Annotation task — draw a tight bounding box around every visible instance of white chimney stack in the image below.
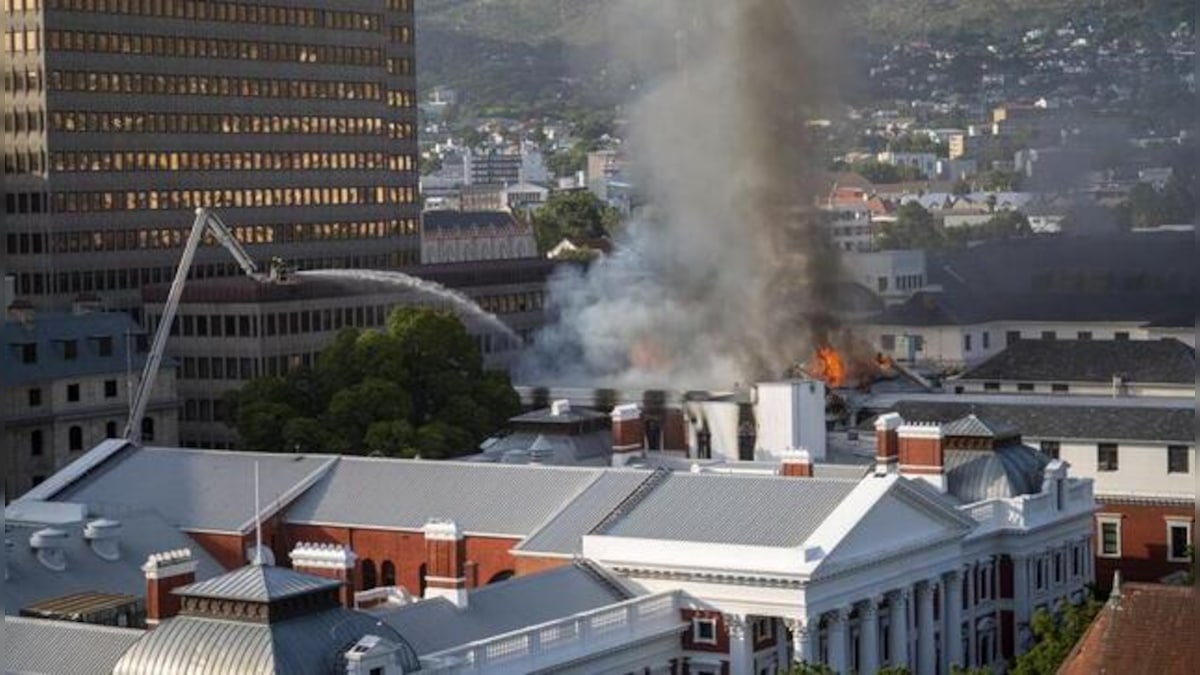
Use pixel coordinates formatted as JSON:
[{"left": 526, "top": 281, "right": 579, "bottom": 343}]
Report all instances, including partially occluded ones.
[{"left": 755, "top": 380, "right": 827, "bottom": 461}]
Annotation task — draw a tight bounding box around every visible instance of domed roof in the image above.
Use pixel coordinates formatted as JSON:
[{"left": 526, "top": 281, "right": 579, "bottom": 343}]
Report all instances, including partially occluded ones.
[{"left": 941, "top": 414, "right": 1050, "bottom": 503}]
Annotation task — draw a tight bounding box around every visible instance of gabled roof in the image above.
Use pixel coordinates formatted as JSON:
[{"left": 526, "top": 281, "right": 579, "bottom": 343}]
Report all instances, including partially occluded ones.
[
  {"left": 53, "top": 447, "right": 337, "bottom": 534},
  {"left": 6, "top": 616, "right": 144, "bottom": 675},
  {"left": 284, "top": 457, "right": 612, "bottom": 537},
  {"left": 1060, "top": 583, "right": 1198, "bottom": 675},
  {"left": 174, "top": 564, "right": 341, "bottom": 603},
  {"left": 599, "top": 473, "right": 858, "bottom": 547},
  {"left": 961, "top": 338, "right": 1195, "bottom": 384},
  {"left": 516, "top": 471, "right": 654, "bottom": 556},
  {"left": 375, "top": 561, "right": 636, "bottom": 656},
  {"left": 886, "top": 400, "right": 1193, "bottom": 444}
]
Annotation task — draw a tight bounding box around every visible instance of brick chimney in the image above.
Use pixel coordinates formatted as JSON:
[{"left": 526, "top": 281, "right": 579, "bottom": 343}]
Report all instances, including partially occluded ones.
[
  {"left": 611, "top": 403, "right": 644, "bottom": 466},
  {"left": 289, "top": 542, "right": 357, "bottom": 608},
  {"left": 897, "top": 422, "right": 946, "bottom": 491},
  {"left": 779, "top": 448, "right": 814, "bottom": 477},
  {"left": 141, "top": 548, "right": 196, "bottom": 627},
  {"left": 874, "top": 412, "right": 903, "bottom": 474},
  {"left": 423, "top": 519, "right": 467, "bottom": 608}
]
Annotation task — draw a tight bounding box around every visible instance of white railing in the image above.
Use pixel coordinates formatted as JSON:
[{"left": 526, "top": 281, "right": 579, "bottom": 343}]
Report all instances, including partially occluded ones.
[
  {"left": 421, "top": 591, "right": 685, "bottom": 674},
  {"left": 354, "top": 586, "right": 414, "bottom": 609},
  {"left": 964, "top": 479, "right": 1094, "bottom": 536}
]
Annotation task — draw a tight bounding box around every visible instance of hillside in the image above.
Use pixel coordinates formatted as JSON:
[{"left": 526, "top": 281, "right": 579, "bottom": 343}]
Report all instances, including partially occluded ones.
[{"left": 415, "top": 0, "right": 1194, "bottom": 115}]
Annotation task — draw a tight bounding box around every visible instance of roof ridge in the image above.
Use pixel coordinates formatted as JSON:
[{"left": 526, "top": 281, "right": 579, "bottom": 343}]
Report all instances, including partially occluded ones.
[
  {"left": 588, "top": 467, "right": 671, "bottom": 536},
  {"left": 571, "top": 558, "right": 634, "bottom": 601}
]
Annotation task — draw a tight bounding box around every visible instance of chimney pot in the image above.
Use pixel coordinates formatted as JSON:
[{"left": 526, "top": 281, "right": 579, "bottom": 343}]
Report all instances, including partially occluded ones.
[
  {"left": 423, "top": 519, "right": 468, "bottom": 608},
  {"left": 290, "top": 542, "right": 357, "bottom": 608},
  {"left": 874, "top": 412, "right": 903, "bottom": 472},
  {"left": 611, "top": 403, "right": 645, "bottom": 465},
  {"left": 897, "top": 422, "right": 946, "bottom": 490},
  {"left": 779, "top": 448, "right": 814, "bottom": 478},
  {"left": 142, "top": 548, "right": 196, "bottom": 627}
]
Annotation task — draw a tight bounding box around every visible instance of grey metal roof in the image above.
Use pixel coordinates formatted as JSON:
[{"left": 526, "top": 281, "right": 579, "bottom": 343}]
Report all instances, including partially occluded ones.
[
  {"left": 423, "top": 210, "right": 520, "bottom": 232},
  {"left": 479, "top": 430, "right": 614, "bottom": 466},
  {"left": 516, "top": 471, "right": 653, "bottom": 555},
  {"left": 602, "top": 473, "right": 858, "bottom": 547},
  {"left": 4, "top": 510, "right": 224, "bottom": 617},
  {"left": 942, "top": 414, "right": 1018, "bottom": 439},
  {"left": 55, "top": 447, "right": 337, "bottom": 533},
  {"left": 111, "top": 606, "right": 420, "bottom": 675},
  {"left": 374, "top": 561, "right": 635, "bottom": 656},
  {"left": 961, "top": 338, "right": 1195, "bottom": 384},
  {"left": 868, "top": 291, "right": 1195, "bottom": 327},
  {"left": 6, "top": 616, "right": 144, "bottom": 675},
  {"left": 174, "top": 564, "right": 341, "bottom": 603},
  {"left": 888, "top": 400, "right": 1194, "bottom": 444},
  {"left": 285, "top": 458, "right": 607, "bottom": 536},
  {"left": 1, "top": 312, "right": 151, "bottom": 387},
  {"left": 943, "top": 445, "right": 1051, "bottom": 503}
]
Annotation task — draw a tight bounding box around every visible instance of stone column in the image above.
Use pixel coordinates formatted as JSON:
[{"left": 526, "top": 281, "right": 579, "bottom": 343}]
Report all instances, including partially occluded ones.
[
  {"left": 888, "top": 589, "right": 910, "bottom": 670},
  {"left": 965, "top": 564, "right": 978, "bottom": 667},
  {"left": 944, "top": 570, "right": 964, "bottom": 671},
  {"left": 827, "top": 608, "right": 850, "bottom": 675},
  {"left": 726, "top": 614, "right": 752, "bottom": 675},
  {"left": 859, "top": 597, "right": 881, "bottom": 675},
  {"left": 1083, "top": 537, "right": 1094, "bottom": 587},
  {"left": 774, "top": 618, "right": 789, "bottom": 671},
  {"left": 1012, "top": 553, "right": 1030, "bottom": 650},
  {"left": 917, "top": 580, "right": 937, "bottom": 675},
  {"left": 787, "top": 617, "right": 816, "bottom": 665}
]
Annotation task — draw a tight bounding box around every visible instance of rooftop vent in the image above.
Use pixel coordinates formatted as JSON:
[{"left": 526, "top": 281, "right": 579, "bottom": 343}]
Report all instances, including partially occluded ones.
[
  {"left": 84, "top": 518, "right": 122, "bottom": 561},
  {"left": 29, "top": 527, "right": 69, "bottom": 572},
  {"left": 550, "top": 399, "right": 571, "bottom": 416}
]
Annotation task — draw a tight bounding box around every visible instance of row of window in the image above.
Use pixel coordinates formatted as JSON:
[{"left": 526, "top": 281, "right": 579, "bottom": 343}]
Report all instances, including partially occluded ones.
[
  {"left": 1028, "top": 544, "right": 1088, "bottom": 593},
  {"left": 4, "top": 151, "right": 47, "bottom": 177},
  {"left": 51, "top": 151, "right": 409, "bottom": 174},
  {"left": 27, "top": 418, "right": 155, "bottom": 458},
  {"left": 4, "top": 68, "right": 43, "bottom": 95},
  {"left": 1098, "top": 516, "right": 1191, "bottom": 562},
  {"left": 10, "top": 251, "right": 422, "bottom": 295},
  {"left": 880, "top": 329, "right": 1135, "bottom": 353},
  {"left": 4, "top": 29, "right": 39, "bottom": 54},
  {"left": 48, "top": 70, "right": 392, "bottom": 102},
  {"left": 45, "top": 0, "right": 391, "bottom": 32},
  {"left": 12, "top": 335, "right": 117, "bottom": 366},
  {"left": 474, "top": 292, "right": 546, "bottom": 316},
  {"left": 49, "top": 111, "right": 402, "bottom": 138},
  {"left": 51, "top": 185, "right": 417, "bottom": 213},
  {"left": 1091, "top": 442, "right": 1191, "bottom": 474},
  {"left": 48, "top": 31, "right": 385, "bottom": 67},
  {"left": 5, "top": 0, "right": 42, "bottom": 12},
  {"left": 8, "top": 219, "right": 418, "bottom": 256}
]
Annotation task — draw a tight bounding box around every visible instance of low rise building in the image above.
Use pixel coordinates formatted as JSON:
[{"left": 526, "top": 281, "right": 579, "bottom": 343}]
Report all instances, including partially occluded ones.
[
  {"left": 420, "top": 211, "right": 537, "bottom": 265},
  {"left": 2, "top": 307, "right": 178, "bottom": 499}
]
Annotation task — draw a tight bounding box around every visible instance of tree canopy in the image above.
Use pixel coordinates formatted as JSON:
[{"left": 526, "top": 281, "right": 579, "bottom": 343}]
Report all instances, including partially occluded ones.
[
  {"left": 531, "top": 189, "right": 622, "bottom": 252},
  {"left": 878, "top": 203, "right": 1033, "bottom": 251},
  {"left": 1118, "top": 177, "right": 1195, "bottom": 229},
  {"left": 224, "top": 307, "right": 520, "bottom": 458},
  {"left": 850, "top": 159, "right": 926, "bottom": 184},
  {"left": 1010, "top": 599, "right": 1101, "bottom": 675}
]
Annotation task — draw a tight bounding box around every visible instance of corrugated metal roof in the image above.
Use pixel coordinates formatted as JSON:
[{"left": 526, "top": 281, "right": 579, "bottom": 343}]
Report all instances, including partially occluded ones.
[
  {"left": 285, "top": 458, "right": 607, "bottom": 536},
  {"left": 22, "top": 591, "right": 139, "bottom": 617},
  {"left": 111, "top": 606, "right": 420, "bottom": 675},
  {"left": 174, "top": 564, "right": 341, "bottom": 603},
  {"left": 943, "top": 445, "right": 1049, "bottom": 503},
  {"left": 6, "top": 616, "right": 144, "bottom": 675},
  {"left": 4, "top": 510, "right": 224, "bottom": 618},
  {"left": 480, "top": 430, "right": 614, "bottom": 466},
  {"left": 55, "top": 447, "right": 337, "bottom": 533},
  {"left": 603, "top": 473, "right": 858, "bottom": 547},
  {"left": 375, "top": 562, "right": 635, "bottom": 656},
  {"left": 516, "top": 472, "right": 652, "bottom": 555}
]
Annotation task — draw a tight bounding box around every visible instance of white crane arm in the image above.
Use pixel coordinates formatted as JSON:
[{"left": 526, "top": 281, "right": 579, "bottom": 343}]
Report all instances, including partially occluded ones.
[{"left": 124, "top": 208, "right": 264, "bottom": 444}]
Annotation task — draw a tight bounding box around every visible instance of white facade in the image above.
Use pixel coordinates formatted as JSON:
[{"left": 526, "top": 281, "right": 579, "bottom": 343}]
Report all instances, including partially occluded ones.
[
  {"left": 876, "top": 152, "right": 940, "bottom": 178},
  {"left": 842, "top": 250, "right": 928, "bottom": 303},
  {"left": 754, "top": 381, "right": 827, "bottom": 460}
]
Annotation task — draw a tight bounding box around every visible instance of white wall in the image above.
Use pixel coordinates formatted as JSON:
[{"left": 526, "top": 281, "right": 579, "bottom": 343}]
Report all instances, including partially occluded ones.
[{"left": 1043, "top": 440, "right": 1195, "bottom": 500}]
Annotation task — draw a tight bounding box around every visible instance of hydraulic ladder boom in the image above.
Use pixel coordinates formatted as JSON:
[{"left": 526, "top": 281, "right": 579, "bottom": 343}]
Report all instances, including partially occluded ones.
[{"left": 124, "top": 208, "right": 264, "bottom": 444}]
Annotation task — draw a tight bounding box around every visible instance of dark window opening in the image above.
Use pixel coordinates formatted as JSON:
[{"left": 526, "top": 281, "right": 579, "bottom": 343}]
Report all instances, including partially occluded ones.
[
  {"left": 1167, "top": 445, "right": 1189, "bottom": 474},
  {"left": 69, "top": 425, "right": 83, "bottom": 451},
  {"left": 1098, "top": 443, "right": 1119, "bottom": 472},
  {"left": 1040, "top": 441, "right": 1060, "bottom": 460}
]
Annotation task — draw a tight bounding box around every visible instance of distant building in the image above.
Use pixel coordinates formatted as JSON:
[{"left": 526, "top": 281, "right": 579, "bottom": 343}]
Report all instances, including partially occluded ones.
[
  {"left": 822, "top": 203, "right": 877, "bottom": 252},
  {"left": 842, "top": 250, "right": 928, "bottom": 304},
  {"left": 876, "top": 151, "right": 939, "bottom": 178},
  {"left": 420, "top": 211, "right": 537, "bottom": 265},
  {"left": 2, "top": 308, "right": 178, "bottom": 499},
  {"left": 463, "top": 151, "right": 523, "bottom": 186},
  {"left": 4, "top": 0, "right": 420, "bottom": 311},
  {"left": 500, "top": 182, "right": 550, "bottom": 212},
  {"left": 458, "top": 184, "right": 506, "bottom": 212}
]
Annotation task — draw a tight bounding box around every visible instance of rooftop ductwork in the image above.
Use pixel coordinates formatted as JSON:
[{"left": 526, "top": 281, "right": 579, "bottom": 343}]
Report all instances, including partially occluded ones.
[
  {"left": 29, "top": 528, "right": 70, "bottom": 572},
  {"left": 84, "top": 518, "right": 122, "bottom": 561}
]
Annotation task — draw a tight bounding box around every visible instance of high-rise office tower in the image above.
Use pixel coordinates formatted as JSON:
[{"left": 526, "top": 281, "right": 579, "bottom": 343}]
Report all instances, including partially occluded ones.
[{"left": 3, "top": 0, "right": 419, "bottom": 310}]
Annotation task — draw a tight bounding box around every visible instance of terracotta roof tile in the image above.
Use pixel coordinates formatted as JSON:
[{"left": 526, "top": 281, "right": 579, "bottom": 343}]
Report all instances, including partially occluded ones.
[{"left": 1059, "top": 583, "right": 1198, "bottom": 675}]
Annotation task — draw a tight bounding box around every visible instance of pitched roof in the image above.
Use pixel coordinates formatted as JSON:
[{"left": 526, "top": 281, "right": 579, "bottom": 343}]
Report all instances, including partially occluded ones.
[
  {"left": 53, "top": 447, "right": 337, "bottom": 533},
  {"left": 422, "top": 210, "right": 520, "bottom": 232},
  {"left": 6, "top": 616, "right": 144, "bottom": 675},
  {"left": 1, "top": 312, "right": 149, "bottom": 387},
  {"left": 376, "top": 562, "right": 635, "bottom": 656},
  {"left": 1059, "top": 583, "right": 1198, "bottom": 675},
  {"left": 515, "top": 471, "right": 654, "bottom": 555},
  {"left": 284, "top": 458, "right": 612, "bottom": 537},
  {"left": 961, "top": 339, "right": 1194, "bottom": 384},
  {"left": 942, "top": 413, "right": 1018, "bottom": 438},
  {"left": 869, "top": 291, "right": 1194, "bottom": 326},
  {"left": 4, "top": 510, "right": 224, "bottom": 617},
  {"left": 887, "top": 400, "right": 1193, "bottom": 443},
  {"left": 174, "top": 564, "right": 341, "bottom": 603},
  {"left": 599, "top": 473, "right": 858, "bottom": 547}
]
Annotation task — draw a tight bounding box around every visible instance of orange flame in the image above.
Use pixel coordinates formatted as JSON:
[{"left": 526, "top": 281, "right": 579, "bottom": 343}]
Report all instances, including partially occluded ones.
[{"left": 809, "top": 345, "right": 847, "bottom": 388}]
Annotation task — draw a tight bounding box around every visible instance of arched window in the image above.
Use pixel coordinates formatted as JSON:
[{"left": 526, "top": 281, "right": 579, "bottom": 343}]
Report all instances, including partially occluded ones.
[
  {"left": 381, "top": 560, "right": 396, "bottom": 587},
  {"left": 69, "top": 425, "right": 83, "bottom": 451},
  {"left": 105, "top": 421, "right": 118, "bottom": 438},
  {"left": 361, "top": 559, "right": 377, "bottom": 590},
  {"left": 141, "top": 416, "right": 155, "bottom": 442},
  {"left": 487, "top": 570, "right": 514, "bottom": 585}
]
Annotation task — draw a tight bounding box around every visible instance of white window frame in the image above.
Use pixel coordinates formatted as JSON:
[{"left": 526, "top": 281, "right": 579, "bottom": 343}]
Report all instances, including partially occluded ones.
[
  {"left": 692, "top": 617, "right": 718, "bottom": 645},
  {"left": 1097, "top": 515, "right": 1122, "bottom": 559},
  {"left": 1165, "top": 519, "right": 1192, "bottom": 563}
]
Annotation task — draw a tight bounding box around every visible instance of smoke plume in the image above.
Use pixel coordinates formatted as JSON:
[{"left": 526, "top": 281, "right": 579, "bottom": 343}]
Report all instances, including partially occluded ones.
[{"left": 518, "top": 0, "right": 849, "bottom": 388}]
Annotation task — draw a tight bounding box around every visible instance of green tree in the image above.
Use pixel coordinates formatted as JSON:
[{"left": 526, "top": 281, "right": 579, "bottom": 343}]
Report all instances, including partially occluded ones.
[
  {"left": 1010, "top": 599, "right": 1101, "bottom": 675},
  {"left": 546, "top": 142, "right": 589, "bottom": 178},
  {"left": 877, "top": 202, "right": 944, "bottom": 250},
  {"left": 531, "top": 190, "right": 622, "bottom": 252},
  {"left": 223, "top": 307, "right": 520, "bottom": 457},
  {"left": 850, "top": 159, "right": 925, "bottom": 184}
]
